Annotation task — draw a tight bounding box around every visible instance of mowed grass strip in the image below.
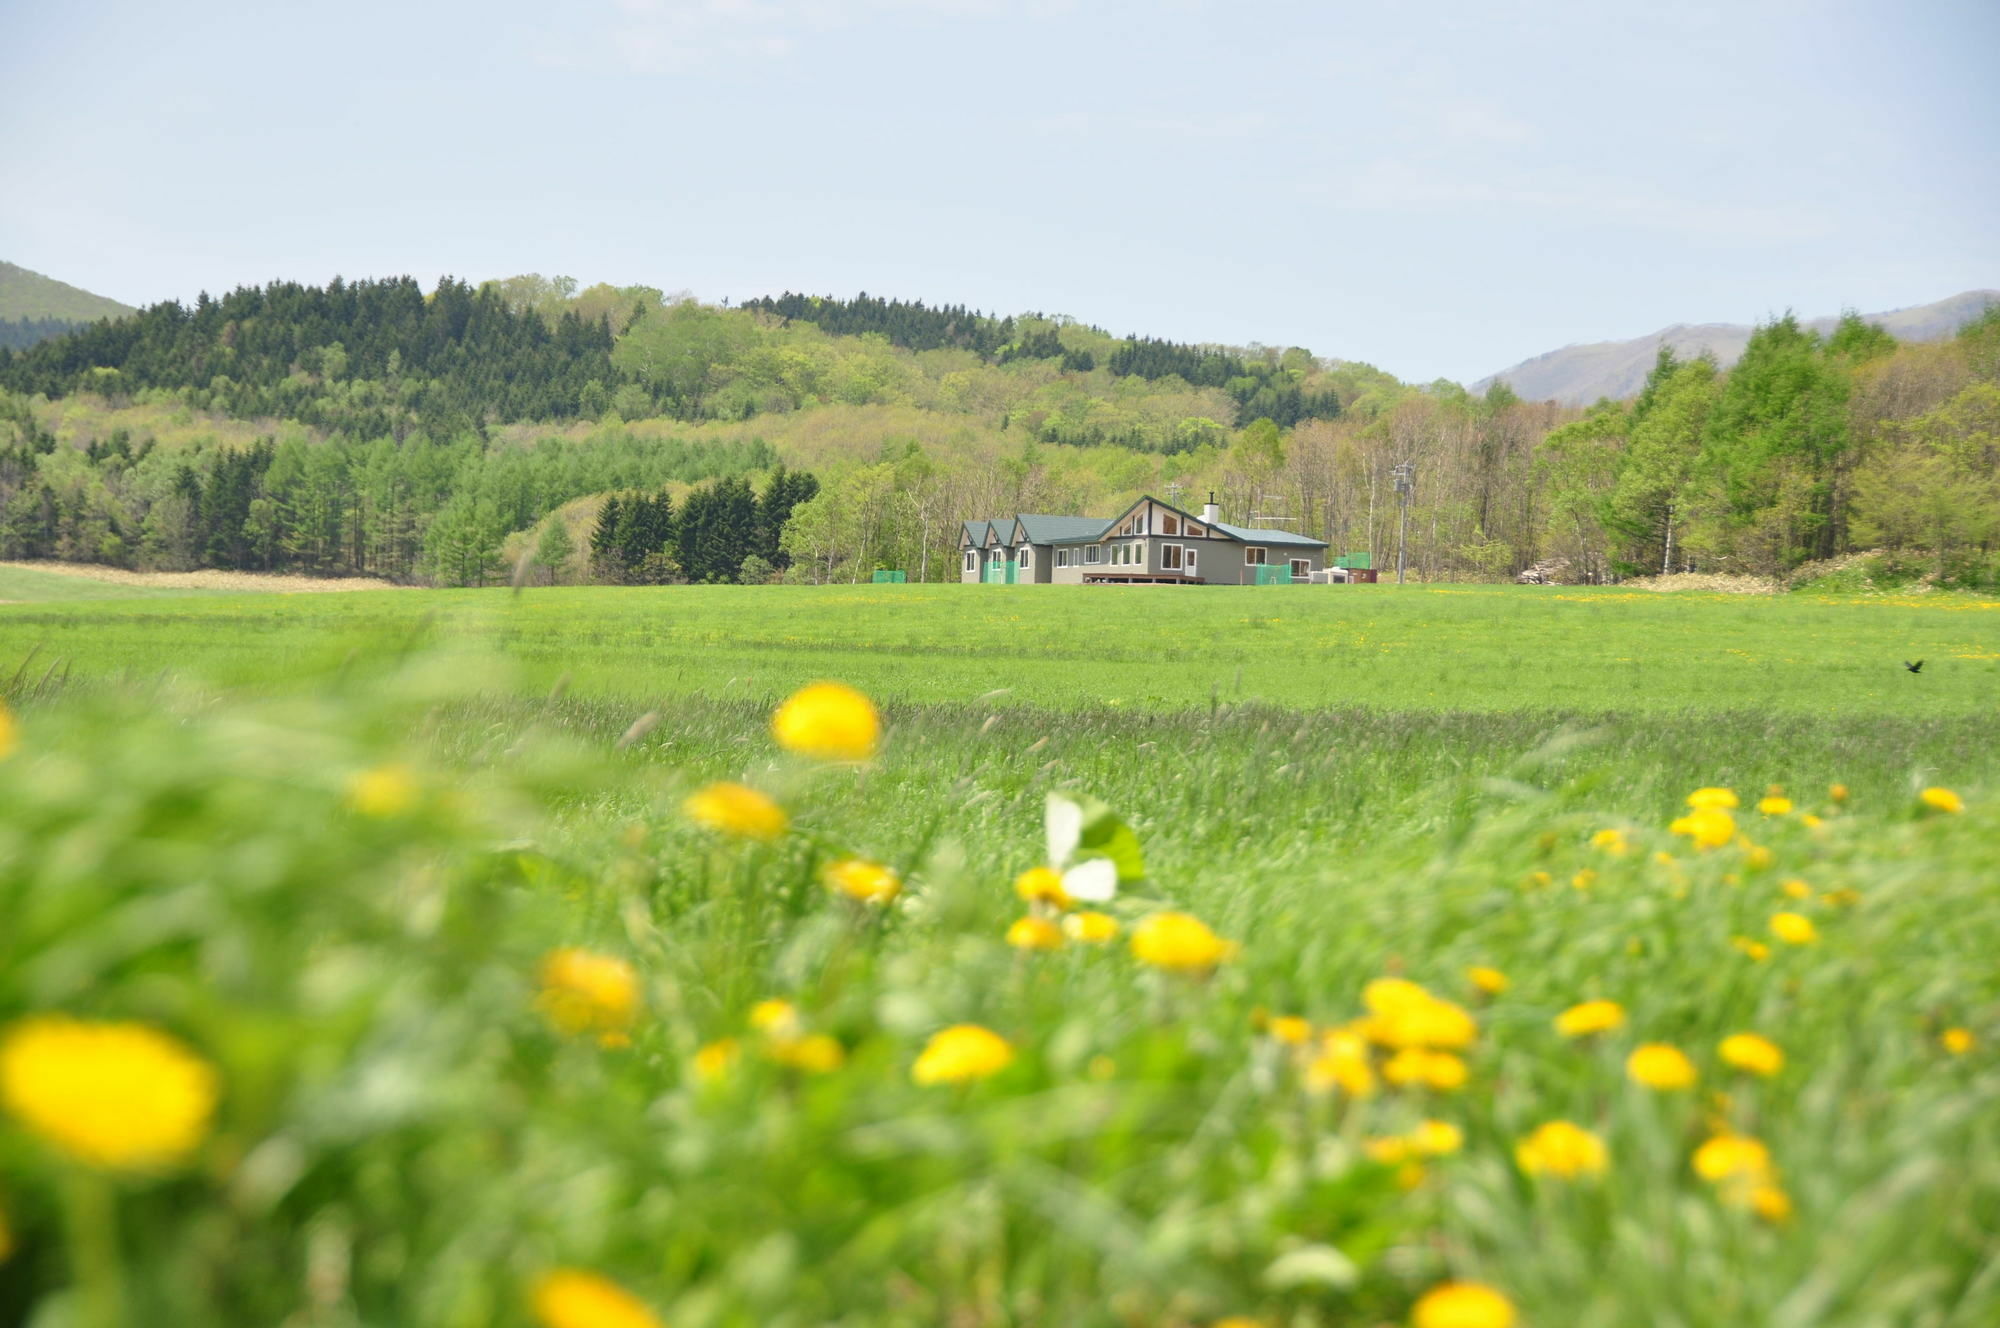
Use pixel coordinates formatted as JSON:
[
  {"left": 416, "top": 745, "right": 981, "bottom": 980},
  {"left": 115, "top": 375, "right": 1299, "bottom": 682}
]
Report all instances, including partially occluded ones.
[{"left": 4, "top": 582, "right": 1998, "bottom": 715}]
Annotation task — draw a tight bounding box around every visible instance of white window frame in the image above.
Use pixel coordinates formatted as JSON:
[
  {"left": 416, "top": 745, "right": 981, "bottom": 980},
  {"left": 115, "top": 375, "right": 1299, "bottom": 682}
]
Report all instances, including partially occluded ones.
[
  {"left": 1086, "top": 545, "right": 1102, "bottom": 564},
  {"left": 1185, "top": 546, "right": 1199, "bottom": 576},
  {"left": 964, "top": 550, "right": 976, "bottom": 571},
  {"left": 1161, "top": 544, "right": 1183, "bottom": 571},
  {"left": 1020, "top": 546, "right": 1033, "bottom": 571},
  {"left": 1245, "top": 546, "right": 1268, "bottom": 566},
  {"left": 1161, "top": 513, "right": 1179, "bottom": 536},
  {"left": 1290, "top": 557, "right": 1310, "bottom": 578},
  {"left": 1186, "top": 522, "right": 1204, "bottom": 538}
]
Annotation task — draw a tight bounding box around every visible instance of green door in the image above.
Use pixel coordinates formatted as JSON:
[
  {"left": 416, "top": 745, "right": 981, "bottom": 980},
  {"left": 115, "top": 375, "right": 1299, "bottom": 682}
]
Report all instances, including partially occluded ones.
[{"left": 1005, "top": 559, "right": 1018, "bottom": 584}]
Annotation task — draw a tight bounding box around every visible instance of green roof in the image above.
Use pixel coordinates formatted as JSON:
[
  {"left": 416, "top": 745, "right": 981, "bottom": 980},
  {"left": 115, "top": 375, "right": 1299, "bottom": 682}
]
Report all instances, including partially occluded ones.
[
  {"left": 960, "top": 520, "right": 992, "bottom": 545},
  {"left": 1213, "top": 520, "right": 1327, "bottom": 548},
  {"left": 1015, "top": 514, "right": 1114, "bottom": 543}
]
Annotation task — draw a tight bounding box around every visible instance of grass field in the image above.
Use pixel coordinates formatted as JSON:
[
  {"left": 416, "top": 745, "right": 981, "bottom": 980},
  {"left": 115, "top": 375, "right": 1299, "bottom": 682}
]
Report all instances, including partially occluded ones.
[
  {"left": 3, "top": 582, "right": 1998, "bottom": 715},
  {"left": 1, "top": 583, "right": 1996, "bottom": 1327}
]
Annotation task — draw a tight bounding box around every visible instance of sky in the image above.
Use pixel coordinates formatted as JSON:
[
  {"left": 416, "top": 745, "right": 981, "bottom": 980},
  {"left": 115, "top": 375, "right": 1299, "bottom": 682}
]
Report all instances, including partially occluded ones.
[{"left": 3, "top": 0, "right": 1996, "bottom": 384}]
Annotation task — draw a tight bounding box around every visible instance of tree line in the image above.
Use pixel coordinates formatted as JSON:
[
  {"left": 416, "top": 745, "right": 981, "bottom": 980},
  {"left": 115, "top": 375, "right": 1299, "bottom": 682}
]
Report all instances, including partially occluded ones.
[
  {"left": 0, "top": 317, "right": 92, "bottom": 352},
  {"left": 0, "top": 401, "right": 781, "bottom": 584},
  {"left": 0, "top": 276, "right": 618, "bottom": 438},
  {"left": 589, "top": 466, "right": 819, "bottom": 584}
]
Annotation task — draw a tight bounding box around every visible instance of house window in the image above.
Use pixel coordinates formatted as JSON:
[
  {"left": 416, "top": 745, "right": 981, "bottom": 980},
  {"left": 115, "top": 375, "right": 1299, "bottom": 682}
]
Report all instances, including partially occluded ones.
[
  {"left": 1245, "top": 546, "right": 1267, "bottom": 566},
  {"left": 1162, "top": 544, "right": 1183, "bottom": 570},
  {"left": 1291, "top": 558, "right": 1310, "bottom": 578},
  {"left": 1186, "top": 523, "right": 1204, "bottom": 537},
  {"left": 1020, "top": 547, "right": 1033, "bottom": 570},
  {"left": 1086, "top": 546, "right": 1102, "bottom": 564},
  {"left": 1131, "top": 542, "right": 1144, "bottom": 566},
  {"left": 963, "top": 551, "right": 976, "bottom": 572},
  {"left": 1161, "top": 513, "right": 1179, "bottom": 536}
]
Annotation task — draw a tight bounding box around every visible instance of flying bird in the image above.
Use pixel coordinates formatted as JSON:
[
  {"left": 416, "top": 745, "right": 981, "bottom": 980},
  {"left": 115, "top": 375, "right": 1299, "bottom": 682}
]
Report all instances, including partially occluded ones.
[{"left": 1904, "top": 660, "right": 1924, "bottom": 673}]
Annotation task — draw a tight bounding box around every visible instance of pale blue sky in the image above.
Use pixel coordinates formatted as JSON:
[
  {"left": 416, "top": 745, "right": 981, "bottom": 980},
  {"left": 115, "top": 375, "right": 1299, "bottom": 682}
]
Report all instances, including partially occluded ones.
[{"left": 4, "top": 0, "right": 1995, "bottom": 383}]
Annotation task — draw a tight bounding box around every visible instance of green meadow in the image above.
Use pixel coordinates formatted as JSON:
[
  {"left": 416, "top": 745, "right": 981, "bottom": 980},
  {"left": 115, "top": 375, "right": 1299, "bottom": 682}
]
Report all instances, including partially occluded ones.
[
  {"left": 4, "top": 582, "right": 1997, "bottom": 716},
  {"left": 1, "top": 582, "right": 1997, "bottom": 1327}
]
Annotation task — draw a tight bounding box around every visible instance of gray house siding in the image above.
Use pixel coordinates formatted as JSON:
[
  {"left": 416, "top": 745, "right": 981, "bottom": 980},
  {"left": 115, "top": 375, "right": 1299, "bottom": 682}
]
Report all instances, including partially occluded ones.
[{"left": 961, "top": 496, "right": 1329, "bottom": 586}]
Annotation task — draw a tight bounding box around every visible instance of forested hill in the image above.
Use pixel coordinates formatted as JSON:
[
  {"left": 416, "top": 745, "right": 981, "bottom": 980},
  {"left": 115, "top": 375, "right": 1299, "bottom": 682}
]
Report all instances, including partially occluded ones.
[
  {"left": 0, "top": 261, "right": 137, "bottom": 352},
  {"left": 2, "top": 279, "right": 1351, "bottom": 439},
  {"left": 0, "top": 276, "right": 617, "bottom": 437}
]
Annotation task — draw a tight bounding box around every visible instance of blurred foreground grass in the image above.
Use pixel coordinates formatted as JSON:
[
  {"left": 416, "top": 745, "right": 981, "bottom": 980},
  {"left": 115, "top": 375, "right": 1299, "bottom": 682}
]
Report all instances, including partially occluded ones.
[{"left": 1, "top": 641, "right": 1997, "bottom": 1326}]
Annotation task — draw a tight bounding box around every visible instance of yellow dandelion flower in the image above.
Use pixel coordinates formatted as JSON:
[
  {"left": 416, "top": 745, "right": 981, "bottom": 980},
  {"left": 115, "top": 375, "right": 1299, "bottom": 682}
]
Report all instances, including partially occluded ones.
[
  {"left": 1731, "top": 935, "right": 1771, "bottom": 962},
  {"left": 0, "top": 700, "right": 16, "bottom": 761},
  {"left": 1744, "top": 843, "right": 1775, "bottom": 870},
  {"left": 1671, "top": 807, "right": 1737, "bottom": 850},
  {"left": 346, "top": 763, "right": 418, "bottom": 818},
  {"left": 1362, "top": 979, "right": 1477, "bottom": 1050},
  {"left": 1829, "top": 783, "right": 1849, "bottom": 803},
  {"left": 1526, "top": 869, "right": 1553, "bottom": 890},
  {"left": 1801, "top": 813, "right": 1825, "bottom": 829},
  {"left": 1687, "top": 787, "right": 1740, "bottom": 811},
  {"left": 1693, "top": 1133, "right": 1771, "bottom": 1183},
  {"left": 1941, "top": 1027, "right": 1975, "bottom": 1055},
  {"left": 912, "top": 1024, "right": 1014, "bottom": 1085},
  {"left": 532, "top": 1268, "right": 666, "bottom": 1328},
  {"left": 748, "top": 999, "right": 800, "bottom": 1038},
  {"left": 1014, "top": 866, "right": 1072, "bottom": 910},
  {"left": 1920, "top": 786, "right": 1964, "bottom": 814},
  {"left": 1590, "top": 828, "right": 1629, "bottom": 854},
  {"left": 682, "top": 781, "right": 788, "bottom": 841},
  {"left": 768, "top": 1032, "right": 844, "bottom": 1074},
  {"left": 1822, "top": 887, "right": 1860, "bottom": 907},
  {"left": 692, "top": 1037, "right": 740, "bottom": 1084},
  {"left": 537, "top": 948, "right": 641, "bottom": 1039},
  {"left": 1769, "top": 912, "right": 1818, "bottom": 945},
  {"left": 1268, "top": 1015, "right": 1313, "bottom": 1046},
  {"left": 1130, "top": 912, "right": 1236, "bottom": 973},
  {"left": 1554, "top": 999, "right": 1626, "bottom": 1038},
  {"left": 1626, "top": 1043, "right": 1698, "bottom": 1090},
  {"left": 1747, "top": 1184, "right": 1793, "bottom": 1223},
  {"left": 1409, "top": 1118, "right": 1465, "bottom": 1156},
  {"left": 1213, "top": 1319, "right": 1267, "bottom": 1328},
  {"left": 1383, "top": 1048, "right": 1469, "bottom": 1091},
  {"left": 1514, "top": 1119, "right": 1608, "bottom": 1179},
  {"left": 1757, "top": 796, "right": 1792, "bottom": 816},
  {"left": 1466, "top": 966, "right": 1509, "bottom": 996},
  {"left": 1780, "top": 878, "right": 1812, "bottom": 900},
  {"left": 1304, "top": 1033, "right": 1376, "bottom": 1098},
  {"left": 772, "top": 681, "right": 879, "bottom": 762},
  {"left": 823, "top": 857, "right": 900, "bottom": 905},
  {"left": 1005, "top": 915, "right": 1064, "bottom": 951},
  {"left": 1062, "top": 910, "right": 1120, "bottom": 944},
  {"left": 1718, "top": 1033, "right": 1783, "bottom": 1077},
  {"left": 1571, "top": 868, "right": 1598, "bottom": 890},
  {"left": 0, "top": 1016, "right": 218, "bottom": 1171},
  {"left": 1412, "top": 1282, "right": 1517, "bottom": 1328}
]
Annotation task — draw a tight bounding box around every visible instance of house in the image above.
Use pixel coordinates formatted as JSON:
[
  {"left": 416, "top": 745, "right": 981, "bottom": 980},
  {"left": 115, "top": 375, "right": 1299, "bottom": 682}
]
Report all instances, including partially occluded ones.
[{"left": 959, "top": 494, "right": 1328, "bottom": 585}]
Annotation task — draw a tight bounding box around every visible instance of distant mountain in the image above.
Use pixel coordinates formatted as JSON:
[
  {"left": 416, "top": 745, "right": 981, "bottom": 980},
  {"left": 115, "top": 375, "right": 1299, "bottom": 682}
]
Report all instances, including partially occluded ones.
[
  {"left": 0, "top": 261, "right": 136, "bottom": 351},
  {"left": 1474, "top": 290, "right": 2000, "bottom": 405}
]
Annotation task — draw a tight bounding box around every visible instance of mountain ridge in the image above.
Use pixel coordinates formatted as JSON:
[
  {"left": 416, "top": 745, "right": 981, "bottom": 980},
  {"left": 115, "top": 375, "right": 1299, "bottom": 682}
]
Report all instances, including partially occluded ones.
[
  {"left": 0, "top": 261, "right": 136, "bottom": 323},
  {"left": 1474, "top": 290, "right": 2000, "bottom": 404}
]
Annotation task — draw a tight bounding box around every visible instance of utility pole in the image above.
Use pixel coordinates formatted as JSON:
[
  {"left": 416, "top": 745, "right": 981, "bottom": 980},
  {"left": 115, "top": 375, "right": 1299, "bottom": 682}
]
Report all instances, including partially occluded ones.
[{"left": 1392, "top": 462, "right": 1414, "bottom": 585}]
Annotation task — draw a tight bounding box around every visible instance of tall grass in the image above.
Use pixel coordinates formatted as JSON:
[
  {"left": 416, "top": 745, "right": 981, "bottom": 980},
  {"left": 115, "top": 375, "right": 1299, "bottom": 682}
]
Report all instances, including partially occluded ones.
[{"left": 0, "top": 644, "right": 1995, "bottom": 1325}]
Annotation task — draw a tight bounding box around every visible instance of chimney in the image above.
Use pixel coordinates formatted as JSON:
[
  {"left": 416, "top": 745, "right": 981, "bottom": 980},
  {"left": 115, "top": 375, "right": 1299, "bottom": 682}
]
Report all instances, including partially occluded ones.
[{"left": 1201, "top": 491, "right": 1221, "bottom": 525}]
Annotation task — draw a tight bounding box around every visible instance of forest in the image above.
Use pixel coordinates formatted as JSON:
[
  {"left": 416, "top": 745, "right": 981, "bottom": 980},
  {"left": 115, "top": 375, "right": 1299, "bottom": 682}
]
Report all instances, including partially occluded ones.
[{"left": 1, "top": 273, "right": 1996, "bottom": 589}]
